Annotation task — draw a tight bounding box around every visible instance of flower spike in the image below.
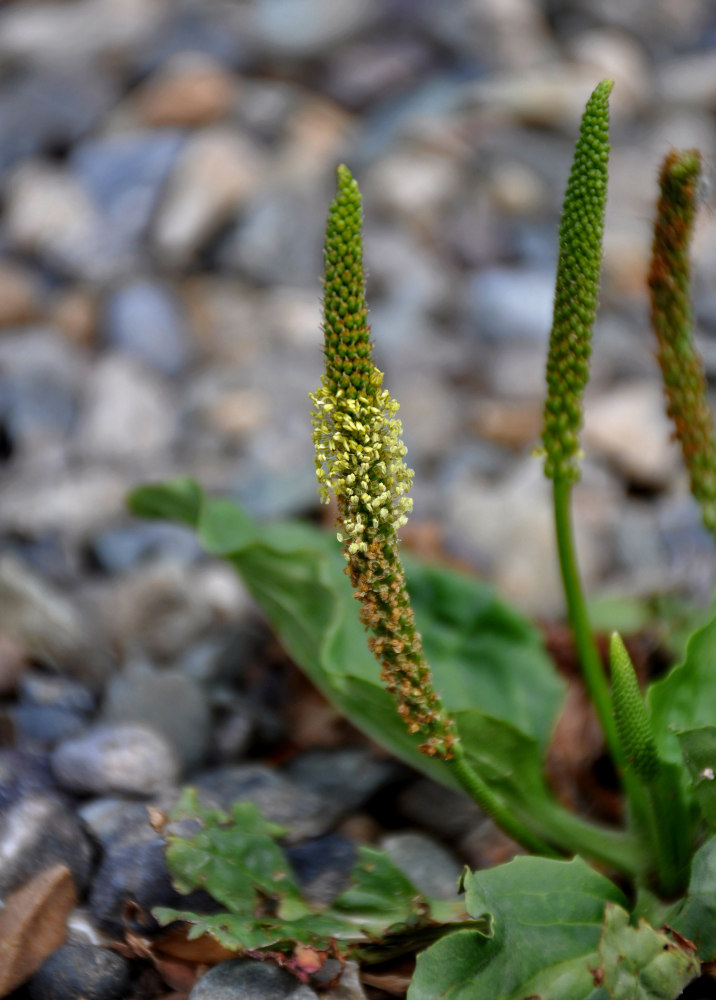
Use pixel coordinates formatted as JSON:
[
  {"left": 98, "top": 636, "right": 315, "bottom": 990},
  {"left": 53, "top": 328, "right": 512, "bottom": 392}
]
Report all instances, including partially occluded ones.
[
  {"left": 648, "top": 148, "right": 716, "bottom": 536},
  {"left": 311, "top": 165, "right": 456, "bottom": 758},
  {"left": 542, "top": 79, "right": 612, "bottom": 483}
]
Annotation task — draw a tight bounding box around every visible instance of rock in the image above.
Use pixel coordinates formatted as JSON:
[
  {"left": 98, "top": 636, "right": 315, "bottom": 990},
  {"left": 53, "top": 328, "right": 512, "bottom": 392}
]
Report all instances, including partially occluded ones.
[
  {"left": 380, "top": 832, "right": 462, "bottom": 899},
  {"left": 71, "top": 131, "right": 184, "bottom": 256},
  {"left": 583, "top": 381, "right": 681, "bottom": 489},
  {"left": 0, "top": 556, "right": 111, "bottom": 686},
  {"left": 323, "top": 38, "right": 432, "bottom": 110},
  {"left": 136, "top": 52, "right": 235, "bottom": 127},
  {"left": 0, "top": 261, "right": 43, "bottom": 327},
  {"left": 102, "top": 560, "right": 249, "bottom": 662},
  {"left": 398, "top": 777, "right": 485, "bottom": 842},
  {"left": 76, "top": 354, "right": 175, "bottom": 461},
  {"left": 366, "top": 148, "right": 462, "bottom": 218},
  {"left": 201, "top": 388, "right": 272, "bottom": 441},
  {"left": 79, "top": 796, "right": 163, "bottom": 850},
  {"left": 102, "top": 661, "right": 211, "bottom": 770},
  {"left": 0, "top": 794, "right": 93, "bottom": 897},
  {"left": 102, "top": 280, "right": 191, "bottom": 375},
  {"left": 189, "top": 958, "right": 319, "bottom": 1000},
  {"left": 18, "top": 672, "right": 96, "bottom": 715},
  {"left": 0, "top": 69, "right": 114, "bottom": 178},
  {"left": 153, "top": 128, "right": 265, "bottom": 268},
  {"left": 193, "top": 764, "right": 338, "bottom": 842},
  {"left": 0, "top": 748, "right": 56, "bottom": 808},
  {"left": 52, "top": 287, "right": 98, "bottom": 347},
  {"left": 132, "top": 5, "right": 250, "bottom": 75},
  {"left": 285, "top": 834, "right": 357, "bottom": 905},
  {"left": 283, "top": 748, "right": 402, "bottom": 813},
  {"left": 252, "top": 0, "right": 379, "bottom": 57},
  {"left": 89, "top": 521, "right": 202, "bottom": 574},
  {"left": 28, "top": 942, "right": 132, "bottom": 1000},
  {"left": 88, "top": 821, "right": 215, "bottom": 937},
  {"left": 319, "top": 960, "right": 368, "bottom": 1000},
  {"left": 464, "top": 267, "right": 554, "bottom": 343},
  {"left": 658, "top": 50, "right": 716, "bottom": 109},
  {"left": 0, "top": 864, "right": 77, "bottom": 997},
  {"left": 51, "top": 723, "right": 180, "bottom": 796},
  {"left": 9, "top": 705, "right": 87, "bottom": 747},
  {"left": 0, "top": 633, "right": 28, "bottom": 696}
]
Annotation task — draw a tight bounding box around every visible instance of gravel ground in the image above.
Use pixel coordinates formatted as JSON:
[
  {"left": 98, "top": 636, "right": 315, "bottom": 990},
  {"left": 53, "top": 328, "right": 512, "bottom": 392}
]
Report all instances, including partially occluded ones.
[{"left": 0, "top": 1, "right": 715, "bottom": 998}]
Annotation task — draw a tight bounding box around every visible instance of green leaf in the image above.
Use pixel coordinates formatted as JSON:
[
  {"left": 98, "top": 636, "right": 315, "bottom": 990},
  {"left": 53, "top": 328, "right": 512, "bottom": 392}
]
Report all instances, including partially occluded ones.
[
  {"left": 409, "top": 856, "right": 626, "bottom": 1000},
  {"left": 128, "top": 478, "right": 202, "bottom": 526},
  {"left": 678, "top": 726, "right": 716, "bottom": 827},
  {"left": 598, "top": 903, "right": 699, "bottom": 1000},
  {"left": 669, "top": 835, "right": 716, "bottom": 960},
  {"left": 157, "top": 789, "right": 479, "bottom": 959},
  {"left": 648, "top": 613, "right": 716, "bottom": 766}
]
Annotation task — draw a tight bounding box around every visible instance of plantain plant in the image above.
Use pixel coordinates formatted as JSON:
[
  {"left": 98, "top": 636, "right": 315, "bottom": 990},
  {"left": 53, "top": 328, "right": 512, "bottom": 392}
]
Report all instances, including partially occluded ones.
[{"left": 131, "top": 82, "right": 716, "bottom": 999}]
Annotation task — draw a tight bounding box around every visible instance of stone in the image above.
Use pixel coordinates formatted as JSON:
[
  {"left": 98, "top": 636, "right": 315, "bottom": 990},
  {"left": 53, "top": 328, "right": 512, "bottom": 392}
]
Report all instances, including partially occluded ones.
[
  {"left": 283, "top": 748, "right": 402, "bottom": 813},
  {"left": 0, "top": 261, "right": 43, "bottom": 327},
  {"left": 366, "top": 148, "right": 462, "bottom": 218},
  {"left": 464, "top": 267, "right": 554, "bottom": 343},
  {"left": 52, "top": 287, "right": 98, "bottom": 347},
  {"left": 9, "top": 705, "right": 87, "bottom": 747},
  {"left": 88, "top": 821, "right": 215, "bottom": 937},
  {"left": 102, "top": 279, "right": 191, "bottom": 375},
  {"left": 285, "top": 834, "right": 357, "bottom": 905},
  {"left": 379, "top": 832, "right": 462, "bottom": 899},
  {"left": 19, "top": 672, "right": 96, "bottom": 715},
  {"left": 28, "top": 942, "right": 132, "bottom": 1000},
  {"left": 193, "top": 764, "right": 338, "bottom": 842},
  {"left": 76, "top": 354, "right": 175, "bottom": 461},
  {"left": 0, "top": 556, "right": 111, "bottom": 686},
  {"left": 189, "top": 958, "right": 319, "bottom": 1000},
  {"left": 78, "top": 796, "right": 164, "bottom": 850},
  {"left": 583, "top": 381, "right": 681, "bottom": 488},
  {"left": 136, "top": 52, "right": 235, "bottom": 127},
  {"left": 320, "top": 960, "right": 368, "bottom": 1000},
  {"left": 102, "top": 661, "right": 211, "bottom": 770},
  {"left": 0, "top": 794, "right": 93, "bottom": 897},
  {"left": 0, "top": 69, "right": 114, "bottom": 178},
  {"left": 0, "top": 864, "right": 77, "bottom": 997},
  {"left": 89, "top": 521, "right": 202, "bottom": 574},
  {"left": 252, "top": 0, "right": 379, "bottom": 57},
  {"left": 153, "top": 128, "right": 265, "bottom": 267},
  {"left": 51, "top": 723, "right": 180, "bottom": 796},
  {"left": 71, "top": 131, "right": 184, "bottom": 256},
  {"left": 0, "top": 633, "right": 28, "bottom": 696}
]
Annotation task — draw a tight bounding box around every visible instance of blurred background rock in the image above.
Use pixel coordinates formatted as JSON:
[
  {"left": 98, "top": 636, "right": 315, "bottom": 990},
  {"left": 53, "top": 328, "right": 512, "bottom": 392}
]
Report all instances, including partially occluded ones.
[{"left": 0, "top": 0, "right": 715, "bottom": 617}]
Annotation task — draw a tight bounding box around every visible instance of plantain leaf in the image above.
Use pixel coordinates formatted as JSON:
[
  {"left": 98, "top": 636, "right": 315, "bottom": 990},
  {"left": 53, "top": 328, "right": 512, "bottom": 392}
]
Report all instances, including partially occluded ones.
[{"left": 409, "top": 856, "right": 625, "bottom": 1000}]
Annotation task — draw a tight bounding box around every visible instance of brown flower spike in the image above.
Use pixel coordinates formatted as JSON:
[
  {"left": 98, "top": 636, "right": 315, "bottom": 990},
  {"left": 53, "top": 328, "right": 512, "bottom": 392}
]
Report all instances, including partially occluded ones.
[
  {"left": 649, "top": 149, "right": 716, "bottom": 536},
  {"left": 311, "top": 166, "right": 456, "bottom": 758}
]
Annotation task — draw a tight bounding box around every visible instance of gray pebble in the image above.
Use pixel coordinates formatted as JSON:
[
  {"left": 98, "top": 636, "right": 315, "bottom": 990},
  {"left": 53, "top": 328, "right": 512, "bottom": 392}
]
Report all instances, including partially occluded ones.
[
  {"left": 103, "top": 278, "right": 191, "bottom": 376},
  {"left": 283, "top": 748, "right": 403, "bottom": 813},
  {"left": 189, "top": 958, "right": 318, "bottom": 1000},
  {"left": 8, "top": 704, "right": 86, "bottom": 747},
  {"left": 285, "top": 833, "right": 357, "bottom": 905},
  {"left": 18, "top": 672, "right": 95, "bottom": 714},
  {"left": 51, "top": 722, "right": 180, "bottom": 796},
  {"left": 380, "top": 831, "right": 462, "bottom": 900},
  {"left": 28, "top": 943, "right": 131, "bottom": 1000},
  {"left": 193, "top": 763, "right": 339, "bottom": 841},
  {"left": 0, "top": 793, "right": 93, "bottom": 897},
  {"left": 464, "top": 267, "right": 554, "bottom": 343}
]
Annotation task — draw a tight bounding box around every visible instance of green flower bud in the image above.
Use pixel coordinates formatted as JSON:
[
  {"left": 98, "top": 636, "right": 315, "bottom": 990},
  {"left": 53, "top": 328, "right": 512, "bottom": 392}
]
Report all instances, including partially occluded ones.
[
  {"left": 610, "top": 632, "right": 659, "bottom": 782},
  {"left": 542, "top": 80, "right": 612, "bottom": 483}
]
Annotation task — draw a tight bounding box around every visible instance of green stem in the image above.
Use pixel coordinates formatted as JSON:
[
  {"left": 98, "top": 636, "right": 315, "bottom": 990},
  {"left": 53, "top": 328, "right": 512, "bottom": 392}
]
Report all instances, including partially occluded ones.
[
  {"left": 553, "top": 478, "right": 653, "bottom": 841},
  {"left": 553, "top": 477, "right": 620, "bottom": 759},
  {"left": 448, "top": 745, "right": 559, "bottom": 857}
]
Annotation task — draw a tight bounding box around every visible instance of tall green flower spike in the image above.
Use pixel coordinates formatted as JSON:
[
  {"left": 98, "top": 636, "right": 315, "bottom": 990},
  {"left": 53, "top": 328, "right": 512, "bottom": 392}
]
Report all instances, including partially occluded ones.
[
  {"left": 311, "top": 165, "right": 456, "bottom": 759},
  {"left": 542, "top": 79, "right": 612, "bottom": 483},
  {"left": 648, "top": 149, "right": 716, "bottom": 536},
  {"left": 610, "top": 633, "right": 659, "bottom": 781}
]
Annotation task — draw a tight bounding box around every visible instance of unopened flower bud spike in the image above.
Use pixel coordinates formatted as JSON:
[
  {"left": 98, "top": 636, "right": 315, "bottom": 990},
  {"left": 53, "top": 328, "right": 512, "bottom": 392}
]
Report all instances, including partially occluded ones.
[
  {"left": 312, "top": 165, "right": 554, "bottom": 855},
  {"left": 541, "top": 80, "right": 626, "bottom": 779},
  {"left": 649, "top": 149, "right": 716, "bottom": 538}
]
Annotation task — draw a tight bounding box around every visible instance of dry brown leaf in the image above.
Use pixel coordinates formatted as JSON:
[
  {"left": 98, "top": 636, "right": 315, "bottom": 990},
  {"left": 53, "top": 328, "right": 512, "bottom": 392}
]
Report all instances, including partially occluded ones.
[{"left": 0, "top": 863, "right": 76, "bottom": 997}]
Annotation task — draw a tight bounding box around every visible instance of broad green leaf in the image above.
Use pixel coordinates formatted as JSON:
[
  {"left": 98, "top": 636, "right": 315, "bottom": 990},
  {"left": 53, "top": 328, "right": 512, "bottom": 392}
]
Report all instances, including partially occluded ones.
[
  {"left": 669, "top": 835, "right": 716, "bottom": 960},
  {"left": 678, "top": 726, "right": 716, "bottom": 827},
  {"left": 128, "top": 481, "right": 565, "bottom": 787},
  {"left": 128, "top": 478, "right": 202, "bottom": 526},
  {"left": 598, "top": 903, "right": 699, "bottom": 1000},
  {"left": 409, "top": 856, "right": 625, "bottom": 1000},
  {"left": 648, "top": 613, "right": 716, "bottom": 765}
]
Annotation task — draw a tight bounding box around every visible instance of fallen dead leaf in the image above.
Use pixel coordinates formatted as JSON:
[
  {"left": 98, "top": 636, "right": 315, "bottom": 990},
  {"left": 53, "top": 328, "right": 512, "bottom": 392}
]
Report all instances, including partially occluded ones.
[{"left": 0, "top": 863, "right": 76, "bottom": 997}]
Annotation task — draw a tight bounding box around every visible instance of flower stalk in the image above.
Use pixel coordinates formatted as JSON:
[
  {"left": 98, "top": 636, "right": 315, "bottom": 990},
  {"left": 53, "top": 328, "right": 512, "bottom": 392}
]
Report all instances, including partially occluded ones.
[{"left": 648, "top": 149, "right": 716, "bottom": 538}]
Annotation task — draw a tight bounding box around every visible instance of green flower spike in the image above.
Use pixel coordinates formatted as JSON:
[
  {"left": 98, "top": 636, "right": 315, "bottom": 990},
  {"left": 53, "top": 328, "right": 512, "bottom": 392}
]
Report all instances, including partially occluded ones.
[
  {"left": 609, "top": 633, "right": 659, "bottom": 782},
  {"left": 648, "top": 149, "right": 716, "bottom": 536},
  {"left": 311, "top": 165, "right": 456, "bottom": 759},
  {"left": 542, "top": 79, "right": 612, "bottom": 483}
]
